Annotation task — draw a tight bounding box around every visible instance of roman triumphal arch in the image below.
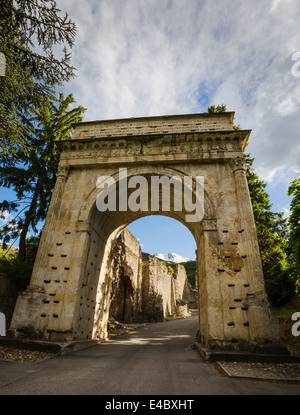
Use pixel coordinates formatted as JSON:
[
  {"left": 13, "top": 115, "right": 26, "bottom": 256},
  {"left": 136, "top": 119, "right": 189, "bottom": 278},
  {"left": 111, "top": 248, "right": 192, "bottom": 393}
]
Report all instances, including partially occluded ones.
[{"left": 9, "top": 112, "right": 284, "bottom": 353}]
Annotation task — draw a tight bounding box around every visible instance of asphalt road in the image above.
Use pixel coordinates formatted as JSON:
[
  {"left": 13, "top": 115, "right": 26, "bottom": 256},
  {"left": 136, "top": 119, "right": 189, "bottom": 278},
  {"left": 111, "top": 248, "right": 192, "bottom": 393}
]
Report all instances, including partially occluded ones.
[{"left": 0, "top": 316, "right": 299, "bottom": 396}]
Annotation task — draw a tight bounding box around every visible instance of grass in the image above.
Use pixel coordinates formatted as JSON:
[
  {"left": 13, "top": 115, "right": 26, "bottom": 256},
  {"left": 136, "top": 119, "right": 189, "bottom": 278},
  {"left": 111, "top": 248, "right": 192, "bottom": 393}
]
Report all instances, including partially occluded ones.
[{"left": 277, "top": 306, "right": 300, "bottom": 319}]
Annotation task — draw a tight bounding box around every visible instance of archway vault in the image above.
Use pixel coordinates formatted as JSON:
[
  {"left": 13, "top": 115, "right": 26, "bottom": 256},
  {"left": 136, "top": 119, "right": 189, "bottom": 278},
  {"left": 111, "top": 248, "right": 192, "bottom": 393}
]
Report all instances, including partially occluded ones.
[{"left": 9, "top": 112, "right": 285, "bottom": 354}]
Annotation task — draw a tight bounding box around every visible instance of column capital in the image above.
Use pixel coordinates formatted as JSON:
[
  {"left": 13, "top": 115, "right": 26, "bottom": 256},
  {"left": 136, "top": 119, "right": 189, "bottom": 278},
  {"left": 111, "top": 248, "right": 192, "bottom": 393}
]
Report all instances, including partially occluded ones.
[
  {"left": 57, "top": 162, "right": 70, "bottom": 180},
  {"left": 229, "top": 156, "right": 246, "bottom": 174}
]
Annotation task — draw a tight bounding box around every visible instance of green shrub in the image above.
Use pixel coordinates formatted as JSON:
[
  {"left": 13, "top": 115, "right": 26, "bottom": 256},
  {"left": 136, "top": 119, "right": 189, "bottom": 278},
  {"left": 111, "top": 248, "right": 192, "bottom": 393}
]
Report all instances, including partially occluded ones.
[
  {"left": 167, "top": 265, "right": 174, "bottom": 274},
  {"left": 0, "top": 254, "right": 33, "bottom": 289},
  {"left": 0, "top": 236, "right": 40, "bottom": 289}
]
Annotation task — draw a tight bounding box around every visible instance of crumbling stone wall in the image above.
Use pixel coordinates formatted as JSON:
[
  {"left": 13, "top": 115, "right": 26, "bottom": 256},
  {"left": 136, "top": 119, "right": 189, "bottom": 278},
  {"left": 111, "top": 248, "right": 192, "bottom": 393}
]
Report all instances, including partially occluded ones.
[
  {"left": 169, "top": 263, "right": 198, "bottom": 311},
  {"left": 109, "top": 229, "right": 143, "bottom": 323},
  {"left": 109, "top": 229, "right": 196, "bottom": 324},
  {"left": 140, "top": 253, "right": 176, "bottom": 321}
]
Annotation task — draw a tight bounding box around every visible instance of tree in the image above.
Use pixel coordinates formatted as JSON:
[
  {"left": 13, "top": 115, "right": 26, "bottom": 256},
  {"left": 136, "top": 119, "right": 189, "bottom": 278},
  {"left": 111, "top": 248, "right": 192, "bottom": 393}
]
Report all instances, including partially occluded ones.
[
  {"left": 207, "top": 104, "right": 292, "bottom": 305},
  {"left": 0, "top": 0, "right": 77, "bottom": 158},
  {"left": 0, "top": 93, "right": 86, "bottom": 261},
  {"left": 286, "top": 173, "right": 300, "bottom": 295},
  {"left": 208, "top": 104, "right": 227, "bottom": 113},
  {"left": 245, "top": 155, "right": 292, "bottom": 305},
  {"left": 207, "top": 103, "right": 240, "bottom": 129},
  {"left": 0, "top": 235, "right": 40, "bottom": 288}
]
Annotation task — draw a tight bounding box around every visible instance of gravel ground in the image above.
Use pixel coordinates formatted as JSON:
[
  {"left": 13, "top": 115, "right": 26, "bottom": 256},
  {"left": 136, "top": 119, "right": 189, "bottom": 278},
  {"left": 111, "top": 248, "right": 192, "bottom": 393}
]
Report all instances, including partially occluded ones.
[
  {"left": 217, "top": 361, "right": 300, "bottom": 381},
  {"left": 0, "top": 345, "right": 55, "bottom": 363}
]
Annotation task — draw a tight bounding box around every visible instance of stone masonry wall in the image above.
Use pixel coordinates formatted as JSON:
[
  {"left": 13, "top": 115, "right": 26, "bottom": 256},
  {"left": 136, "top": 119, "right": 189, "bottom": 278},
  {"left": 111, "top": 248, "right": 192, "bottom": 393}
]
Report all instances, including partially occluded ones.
[
  {"left": 109, "top": 228, "right": 143, "bottom": 323},
  {"left": 109, "top": 229, "right": 196, "bottom": 323},
  {"left": 140, "top": 252, "right": 175, "bottom": 321}
]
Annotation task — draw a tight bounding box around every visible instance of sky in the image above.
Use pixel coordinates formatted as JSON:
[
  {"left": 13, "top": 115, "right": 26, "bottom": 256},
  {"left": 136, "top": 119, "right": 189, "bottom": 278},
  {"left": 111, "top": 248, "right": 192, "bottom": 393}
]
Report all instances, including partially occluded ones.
[{"left": 1, "top": 0, "right": 300, "bottom": 260}]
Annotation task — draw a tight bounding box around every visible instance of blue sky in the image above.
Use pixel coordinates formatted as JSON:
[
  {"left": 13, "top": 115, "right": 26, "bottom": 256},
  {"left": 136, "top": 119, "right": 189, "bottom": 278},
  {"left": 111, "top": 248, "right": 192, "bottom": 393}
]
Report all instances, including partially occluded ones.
[
  {"left": 1, "top": 0, "right": 300, "bottom": 260},
  {"left": 127, "top": 216, "right": 196, "bottom": 260}
]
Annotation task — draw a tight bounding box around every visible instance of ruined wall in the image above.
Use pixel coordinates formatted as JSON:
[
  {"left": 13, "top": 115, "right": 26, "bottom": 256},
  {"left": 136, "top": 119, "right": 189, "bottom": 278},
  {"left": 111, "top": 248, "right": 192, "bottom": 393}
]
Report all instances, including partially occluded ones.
[
  {"left": 109, "top": 229, "right": 196, "bottom": 324},
  {"left": 170, "top": 264, "right": 188, "bottom": 302},
  {"left": 169, "top": 263, "right": 198, "bottom": 311},
  {"left": 140, "top": 253, "right": 175, "bottom": 321},
  {"left": 109, "top": 229, "right": 143, "bottom": 323}
]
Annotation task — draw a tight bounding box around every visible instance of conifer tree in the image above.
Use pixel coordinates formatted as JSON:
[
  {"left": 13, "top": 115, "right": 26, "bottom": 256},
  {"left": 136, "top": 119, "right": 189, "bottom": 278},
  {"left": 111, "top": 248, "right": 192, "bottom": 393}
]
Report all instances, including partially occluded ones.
[
  {"left": 286, "top": 173, "right": 300, "bottom": 295},
  {"left": 0, "top": 0, "right": 77, "bottom": 158},
  {"left": 0, "top": 93, "right": 85, "bottom": 261}
]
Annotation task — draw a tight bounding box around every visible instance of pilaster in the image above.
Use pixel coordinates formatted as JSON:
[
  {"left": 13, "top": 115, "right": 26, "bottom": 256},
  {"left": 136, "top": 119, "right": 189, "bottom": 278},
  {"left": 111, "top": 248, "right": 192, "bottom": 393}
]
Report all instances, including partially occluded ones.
[{"left": 30, "top": 162, "right": 70, "bottom": 285}]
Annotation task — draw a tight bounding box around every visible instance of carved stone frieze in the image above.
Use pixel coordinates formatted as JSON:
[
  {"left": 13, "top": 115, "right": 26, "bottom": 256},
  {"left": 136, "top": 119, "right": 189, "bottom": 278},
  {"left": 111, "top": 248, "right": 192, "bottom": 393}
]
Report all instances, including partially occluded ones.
[{"left": 59, "top": 131, "right": 249, "bottom": 165}]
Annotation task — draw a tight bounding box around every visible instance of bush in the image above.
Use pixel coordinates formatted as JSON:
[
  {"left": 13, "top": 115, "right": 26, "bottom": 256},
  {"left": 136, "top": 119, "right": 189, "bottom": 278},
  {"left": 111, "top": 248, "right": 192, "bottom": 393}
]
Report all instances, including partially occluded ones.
[
  {"left": 0, "top": 254, "right": 33, "bottom": 289},
  {"left": 264, "top": 269, "right": 295, "bottom": 307},
  {"left": 0, "top": 236, "right": 40, "bottom": 289},
  {"left": 167, "top": 265, "right": 174, "bottom": 274}
]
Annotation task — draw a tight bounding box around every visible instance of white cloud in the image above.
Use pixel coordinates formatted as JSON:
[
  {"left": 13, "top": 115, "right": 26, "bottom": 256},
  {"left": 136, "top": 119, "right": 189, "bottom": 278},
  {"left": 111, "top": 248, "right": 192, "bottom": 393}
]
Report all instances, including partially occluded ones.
[
  {"left": 0, "top": 210, "right": 13, "bottom": 226},
  {"left": 282, "top": 207, "right": 290, "bottom": 218},
  {"left": 57, "top": 0, "right": 300, "bottom": 211}
]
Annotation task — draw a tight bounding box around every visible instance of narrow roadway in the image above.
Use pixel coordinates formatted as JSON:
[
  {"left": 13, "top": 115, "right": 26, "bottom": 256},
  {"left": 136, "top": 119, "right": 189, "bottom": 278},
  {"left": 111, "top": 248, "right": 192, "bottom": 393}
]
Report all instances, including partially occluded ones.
[{"left": 0, "top": 316, "right": 299, "bottom": 395}]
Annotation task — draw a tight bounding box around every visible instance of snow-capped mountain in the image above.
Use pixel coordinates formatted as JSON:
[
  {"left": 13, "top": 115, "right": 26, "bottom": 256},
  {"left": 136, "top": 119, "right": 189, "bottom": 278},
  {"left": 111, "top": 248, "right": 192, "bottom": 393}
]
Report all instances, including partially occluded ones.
[{"left": 155, "top": 252, "right": 192, "bottom": 263}]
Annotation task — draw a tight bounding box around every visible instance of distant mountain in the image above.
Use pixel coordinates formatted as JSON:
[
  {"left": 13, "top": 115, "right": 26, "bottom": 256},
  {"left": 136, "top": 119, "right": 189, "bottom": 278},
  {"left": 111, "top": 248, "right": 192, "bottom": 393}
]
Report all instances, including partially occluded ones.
[{"left": 155, "top": 252, "right": 192, "bottom": 263}]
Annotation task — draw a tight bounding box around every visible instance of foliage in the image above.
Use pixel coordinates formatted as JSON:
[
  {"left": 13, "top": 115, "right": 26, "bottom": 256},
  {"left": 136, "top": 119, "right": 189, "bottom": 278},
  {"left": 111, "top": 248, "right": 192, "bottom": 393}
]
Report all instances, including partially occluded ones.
[
  {"left": 156, "top": 257, "right": 196, "bottom": 288},
  {"left": 167, "top": 265, "right": 174, "bottom": 274},
  {"left": 0, "top": 0, "right": 77, "bottom": 158},
  {"left": 286, "top": 173, "right": 300, "bottom": 295},
  {"left": 176, "top": 299, "right": 187, "bottom": 306},
  {"left": 181, "top": 261, "right": 196, "bottom": 289},
  {"left": 0, "top": 93, "right": 85, "bottom": 261},
  {"left": 277, "top": 305, "right": 300, "bottom": 319},
  {"left": 0, "top": 235, "right": 39, "bottom": 288},
  {"left": 208, "top": 104, "right": 227, "bottom": 113},
  {"left": 245, "top": 155, "right": 293, "bottom": 306},
  {"left": 207, "top": 104, "right": 293, "bottom": 305}
]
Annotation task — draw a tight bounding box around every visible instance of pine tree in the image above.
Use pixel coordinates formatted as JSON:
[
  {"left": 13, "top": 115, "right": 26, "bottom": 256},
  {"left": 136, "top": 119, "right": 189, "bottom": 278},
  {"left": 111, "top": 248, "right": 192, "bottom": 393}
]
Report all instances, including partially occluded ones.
[
  {"left": 0, "top": 0, "right": 77, "bottom": 158},
  {"left": 245, "top": 155, "right": 292, "bottom": 305},
  {"left": 0, "top": 93, "right": 86, "bottom": 261}
]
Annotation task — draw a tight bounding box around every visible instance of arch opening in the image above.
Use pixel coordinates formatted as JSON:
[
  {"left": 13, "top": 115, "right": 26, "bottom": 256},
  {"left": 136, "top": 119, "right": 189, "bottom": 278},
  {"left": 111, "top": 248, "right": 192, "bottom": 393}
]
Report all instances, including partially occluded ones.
[
  {"left": 106, "top": 216, "right": 198, "bottom": 330},
  {"left": 76, "top": 179, "right": 202, "bottom": 340}
]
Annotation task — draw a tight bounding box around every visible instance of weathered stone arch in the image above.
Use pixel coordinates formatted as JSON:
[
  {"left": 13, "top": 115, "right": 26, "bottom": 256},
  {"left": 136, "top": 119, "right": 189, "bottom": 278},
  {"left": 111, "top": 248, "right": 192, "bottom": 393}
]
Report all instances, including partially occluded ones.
[{"left": 9, "top": 112, "right": 284, "bottom": 354}]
